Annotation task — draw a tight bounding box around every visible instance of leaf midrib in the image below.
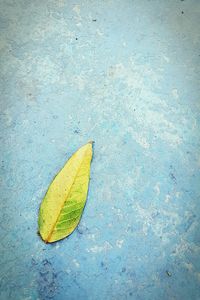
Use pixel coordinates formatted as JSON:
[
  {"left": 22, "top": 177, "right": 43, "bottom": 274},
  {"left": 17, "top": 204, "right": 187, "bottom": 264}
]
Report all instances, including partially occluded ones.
[{"left": 45, "top": 148, "right": 88, "bottom": 242}]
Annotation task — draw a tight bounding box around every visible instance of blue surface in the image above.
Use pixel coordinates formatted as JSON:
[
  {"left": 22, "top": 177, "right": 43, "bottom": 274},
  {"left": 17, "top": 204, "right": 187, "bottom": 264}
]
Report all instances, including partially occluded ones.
[{"left": 0, "top": 1, "right": 200, "bottom": 299}]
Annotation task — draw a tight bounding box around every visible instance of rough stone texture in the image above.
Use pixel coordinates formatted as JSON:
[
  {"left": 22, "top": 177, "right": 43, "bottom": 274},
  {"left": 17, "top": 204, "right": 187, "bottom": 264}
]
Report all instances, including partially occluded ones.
[{"left": 0, "top": 1, "right": 200, "bottom": 299}]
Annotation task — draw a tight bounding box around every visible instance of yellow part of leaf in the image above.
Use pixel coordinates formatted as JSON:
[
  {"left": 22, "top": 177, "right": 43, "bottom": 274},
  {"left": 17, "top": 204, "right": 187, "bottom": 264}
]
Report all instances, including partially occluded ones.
[{"left": 38, "top": 141, "right": 93, "bottom": 243}]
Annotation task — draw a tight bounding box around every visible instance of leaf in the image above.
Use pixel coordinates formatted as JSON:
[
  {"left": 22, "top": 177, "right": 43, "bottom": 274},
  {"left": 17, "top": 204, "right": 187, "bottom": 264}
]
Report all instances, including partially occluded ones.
[{"left": 38, "top": 141, "right": 93, "bottom": 243}]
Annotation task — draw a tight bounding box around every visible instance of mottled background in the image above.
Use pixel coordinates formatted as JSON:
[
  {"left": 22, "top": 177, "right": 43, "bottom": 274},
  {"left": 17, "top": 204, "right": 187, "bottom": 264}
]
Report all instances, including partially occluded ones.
[{"left": 0, "top": 1, "right": 200, "bottom": 299}]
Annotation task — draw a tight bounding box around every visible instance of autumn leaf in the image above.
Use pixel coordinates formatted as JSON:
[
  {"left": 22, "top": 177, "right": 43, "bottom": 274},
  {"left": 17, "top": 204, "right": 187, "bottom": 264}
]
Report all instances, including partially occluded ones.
[{"left": 38, "top": 141, "right": 93, "bottom": 243}]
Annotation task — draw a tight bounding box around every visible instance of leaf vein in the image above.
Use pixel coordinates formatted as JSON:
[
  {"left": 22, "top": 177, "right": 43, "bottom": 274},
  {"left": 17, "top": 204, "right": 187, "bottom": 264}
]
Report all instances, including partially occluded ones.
[
  {"left": 56, "top": 215, "right": 79, "bottom": 227},
  {"left": 60, "top": 206, "right": 83, "bottom": 217}
]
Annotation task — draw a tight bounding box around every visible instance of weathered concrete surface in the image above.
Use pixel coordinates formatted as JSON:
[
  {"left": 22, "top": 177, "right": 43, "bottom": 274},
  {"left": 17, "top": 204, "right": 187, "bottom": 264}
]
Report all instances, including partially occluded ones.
[{"left": 0, "top": 1, "right": 200, "bottom": 299}]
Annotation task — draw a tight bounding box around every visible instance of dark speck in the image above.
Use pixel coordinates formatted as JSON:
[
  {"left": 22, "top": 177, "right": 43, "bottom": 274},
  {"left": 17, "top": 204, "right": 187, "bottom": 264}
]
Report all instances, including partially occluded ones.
[
  {"left": 166, "top": 270, "right": 172, "bottom": 277},
  {"left": 101, "top": 261, "right": 108, "bottom": 270},
  {"left": 169, "top": 166, "right": 177, "bottom": 184},
  {"left": 74, "top": 128, "right": 80, "bottom": 134},
  {"left": 92, "top": 19, "right": 97, "bottom": 22},
  {"left": 152, "top": 211, "right": 159, "bottom": 218},
  {"left": 76, "top": 37, "right": 78, "bottom": 40},
  {"left": 129, "top": 271, "right": 136, "bottom": 278},
  {"left": 77, "top": 227, "right": 84, "bottom": 234},
  {"left": 181, "top": 11, "right": 184, "bottom": 14},
  {"left": 77, "top": 224, "right": 88, "bottom": 235},
  {"left": 31, "top": 258, "right": 38, "bottom": 266},
  {"left": 169, "top": 172, "right": 176, "bottom": 184},
  {"left": 122, "top": 267, "right": 126, "bottom": 273}
]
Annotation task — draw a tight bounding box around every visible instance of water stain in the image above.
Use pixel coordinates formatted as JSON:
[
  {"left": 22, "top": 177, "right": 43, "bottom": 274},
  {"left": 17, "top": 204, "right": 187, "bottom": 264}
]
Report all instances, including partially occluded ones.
[{"left": 38, "top": 259, "right": 59, "bottom": 299}]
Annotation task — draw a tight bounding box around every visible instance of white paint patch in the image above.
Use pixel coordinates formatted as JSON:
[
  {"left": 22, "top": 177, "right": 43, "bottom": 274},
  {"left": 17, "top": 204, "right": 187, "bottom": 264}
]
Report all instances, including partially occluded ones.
[
  {"left": 88, "top": 241, "right": 112, "bottom": 253},
  {"left": 4, "top": 109, "right": 12, "bottom": 126},
  {"left": 96, "top": 29, "right": 103, "bottom": 36},
  {"left": 31, "top": 19, "right": 74, "bottom": 41},
  {"left": 163, "top": 55, "right": 170, "bottom": 63},
  {"left": 114, "top": 280, "right": 118, "bottom": 284},
  {"left": 162, "top": 131, "right": 182, "bottom": 146},
  {"left": 154, "top": 183, "right": 160, "bottom": 196},
  {"left": 184, "top": 262, "right": 194, "bottom": 272},
  {"left": 171, "top": 238, "right": 193, "bottom": 257},
  {"left": 116, "top": 240, "right": 124, "bottom": 248},
  {"left": 108, "top": 61, "right": 143, "bottom": 89},
  {"left": 172, "top": 89, "right": 179, "bottom": 100},
  {"left": 76, "top": 22, "right": 82, "bottom": 27},
  {"left": 72, "top": 259, "right": 80, "bottom": 267},
  {"left": 165, "top": 194, "right": 171, "bottom": 203},
  {"left": 134, "top": 203, "right": 181, "bottom": 242},
  {"left": 73, "top": 5, "right": 81, "bottom": 15},
  {"left": 127, "top": 127, "right": 150, "bottom": 149},
  {"left": 87, "top": 233, "right": 96, "bottom": 241},
  {"left": 135, "top": 135, "right": 150, "bottom": 149},
  {"left": 116, "top": 208, "right": 123, "bottom": 220},
  {"left": 73, "top": 4, "right": 82, "bottom": 24},
  {"left": 89, "top": 245, "right": 102, "bottom": 253},
  {"left": 104, "top": 59, "right": 184, "bottom": 149},
  {"left": 58, "top": 0, "right": 65, "bottom": 7}
]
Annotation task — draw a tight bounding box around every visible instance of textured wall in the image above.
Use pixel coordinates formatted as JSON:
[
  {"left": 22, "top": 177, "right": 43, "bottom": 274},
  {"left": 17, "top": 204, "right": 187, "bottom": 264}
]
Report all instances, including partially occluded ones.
[{"left": 0, "top": 1, "right": 200, "bottom": 299}]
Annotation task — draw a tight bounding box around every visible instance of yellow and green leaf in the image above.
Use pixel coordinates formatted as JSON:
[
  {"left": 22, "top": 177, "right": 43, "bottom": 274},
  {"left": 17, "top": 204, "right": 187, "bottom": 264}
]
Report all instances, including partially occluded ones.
[{"left": 38, "top": 141, "right": 93, "bottom": 243}]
